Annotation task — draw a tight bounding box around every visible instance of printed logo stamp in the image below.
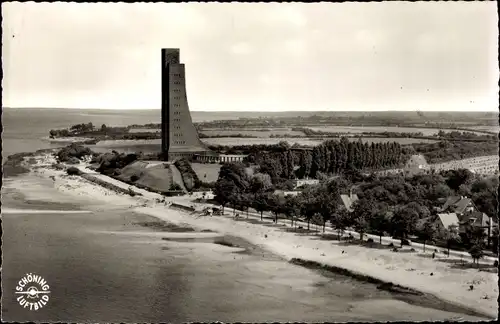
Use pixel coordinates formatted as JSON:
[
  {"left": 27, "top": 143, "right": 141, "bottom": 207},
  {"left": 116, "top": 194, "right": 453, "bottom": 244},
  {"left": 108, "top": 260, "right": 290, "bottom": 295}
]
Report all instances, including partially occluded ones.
[{"left": 15, "top": 273, "right": 51, "bottom": 311}]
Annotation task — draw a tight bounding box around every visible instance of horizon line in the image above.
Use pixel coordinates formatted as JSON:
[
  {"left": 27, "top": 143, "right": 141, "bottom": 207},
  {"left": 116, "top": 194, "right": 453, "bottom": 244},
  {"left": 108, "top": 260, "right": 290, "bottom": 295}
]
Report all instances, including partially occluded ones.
[{"left": 2, "top": 107, "right": 498, "bottom": 113}]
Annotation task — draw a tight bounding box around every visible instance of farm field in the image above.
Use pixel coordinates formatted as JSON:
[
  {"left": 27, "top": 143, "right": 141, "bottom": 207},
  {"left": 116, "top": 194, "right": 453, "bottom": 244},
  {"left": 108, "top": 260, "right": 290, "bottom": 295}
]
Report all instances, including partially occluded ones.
[
  {"left": 378, "top": 155, "right": 499, "bottom": 177},
  {"left": 191, "top": 163, "right": 222, "bottom": 183},
  {"left": 89, "top": 140, "right": 161, "bottom": 154},
  {"left": 431, "top": 155, "right": 499, "bottom": 175},
  {"left": 95, "top": 139, "right": 162, "bottom": 146},
  {"left": 128, "top": 128, "right": 161, "bottom": 133},
  {"left": 307, "top": 126, "right": 485, "bottom": 136},
  {"left": 200, "top": 128, "right": 305, "bottom": 137},
  {"left": 463, "top": 125, "right": 499, "bottom": 133},
  {"left": 201, "top": 137, "right": 437, "bottom": 147}
]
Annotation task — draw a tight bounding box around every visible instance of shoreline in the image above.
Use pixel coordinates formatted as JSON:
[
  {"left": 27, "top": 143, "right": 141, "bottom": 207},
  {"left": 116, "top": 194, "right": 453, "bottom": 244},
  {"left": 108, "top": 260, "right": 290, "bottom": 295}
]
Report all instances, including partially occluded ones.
[
  {"left": 7, "top": 152, "right": 499, "bottom": 320},
  {"left": 289, "top": 258, "right": 491, "bottom": 318},
  {"left": 131, "top": 217, "right": 490, "bottom": 318},
  {"left": 138, "top": 206, "right": 497, "bottom": 320}
]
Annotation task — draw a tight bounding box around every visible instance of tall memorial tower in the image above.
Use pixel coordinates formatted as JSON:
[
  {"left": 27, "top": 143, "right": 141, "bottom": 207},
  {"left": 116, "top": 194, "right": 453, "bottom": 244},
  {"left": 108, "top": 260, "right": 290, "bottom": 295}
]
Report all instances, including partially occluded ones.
[{"left": 161, "top": 48, "right": 214, "bottom": 161}]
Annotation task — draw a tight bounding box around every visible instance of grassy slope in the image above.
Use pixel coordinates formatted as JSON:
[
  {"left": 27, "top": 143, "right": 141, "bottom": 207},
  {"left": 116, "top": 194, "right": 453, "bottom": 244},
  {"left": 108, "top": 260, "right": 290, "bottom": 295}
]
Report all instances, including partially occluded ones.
[
  {"left": 116, "top": 161, "right": 181, "bottom": 192},
  {"left": 190, "top": 163, "right": 221, "bottom": 183}
]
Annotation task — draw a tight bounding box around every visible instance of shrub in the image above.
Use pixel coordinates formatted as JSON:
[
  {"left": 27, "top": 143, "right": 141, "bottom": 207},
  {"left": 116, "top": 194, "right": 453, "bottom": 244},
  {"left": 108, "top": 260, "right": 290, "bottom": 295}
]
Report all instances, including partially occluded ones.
[
  {"left": 401, "top": 239, "right": 411, "bottom": 246},
  {"left": 468, "top": 243, "right": 484, "bottom": 264},
  {"left": 198, "top": 181, "right": 215, "bottom": 190},
  {"left": 56, "top": 143, "right": 93, "bottom": 162},
  {"left": 97, "top": 152, "right": 138, "bottom": 175},
  {"left": 66, "top": 167, "right": 81, "bottom": 176},
  {"left": 52, "top": 163, "right": 66, "bottom": 171},
  {"left": 213, "top": 238, "right": 235, "bottom": 247},
  {"left": 273, "top": 178, "right": 295, "bottom": 191},
  {"left": 67, "top": 157, "right": 81, "bottom": 165},
  {"left": 169, "top": 183, "right": 183, "bottom": 191}
]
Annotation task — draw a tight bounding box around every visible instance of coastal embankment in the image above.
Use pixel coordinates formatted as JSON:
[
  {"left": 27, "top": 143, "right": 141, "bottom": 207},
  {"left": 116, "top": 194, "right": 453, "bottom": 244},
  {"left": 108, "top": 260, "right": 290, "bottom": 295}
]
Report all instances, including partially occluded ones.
[{"left": 9, "top": 151, "right": 498, "bottom": 320}]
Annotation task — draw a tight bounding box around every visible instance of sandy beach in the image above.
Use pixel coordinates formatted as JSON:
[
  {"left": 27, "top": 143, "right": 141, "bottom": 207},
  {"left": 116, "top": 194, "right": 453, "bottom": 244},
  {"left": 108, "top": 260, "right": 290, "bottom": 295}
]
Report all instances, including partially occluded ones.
[{"left": 17, "top": 152, "right": 499, "bottom": 319}]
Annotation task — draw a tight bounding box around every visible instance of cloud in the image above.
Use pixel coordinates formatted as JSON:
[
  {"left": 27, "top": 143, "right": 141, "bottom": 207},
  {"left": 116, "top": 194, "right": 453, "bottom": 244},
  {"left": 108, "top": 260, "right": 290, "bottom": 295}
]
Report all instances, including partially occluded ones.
[
  {"left": 2, "top": 2, "right": 498, "bottom": 111},
  {"left": 229, "top": 42, "right": 253, "bottom": 55},
  {"left": 258, "top": 74, "right": 281, "bottom": 86},
  {"left": 284, "top": 39, "right": 307, "bottom": 56}
]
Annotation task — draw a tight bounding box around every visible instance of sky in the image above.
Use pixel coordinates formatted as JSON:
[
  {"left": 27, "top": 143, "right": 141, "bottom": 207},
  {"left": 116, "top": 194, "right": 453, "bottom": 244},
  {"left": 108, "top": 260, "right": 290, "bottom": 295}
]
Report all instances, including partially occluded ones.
[{"left": 2, "top": 2, "right": 498, "bottom": 112}]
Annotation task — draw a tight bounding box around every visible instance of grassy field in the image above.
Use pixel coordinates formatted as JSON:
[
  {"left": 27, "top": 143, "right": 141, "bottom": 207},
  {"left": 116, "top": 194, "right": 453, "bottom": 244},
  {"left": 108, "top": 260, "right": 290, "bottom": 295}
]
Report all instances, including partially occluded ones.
[
  {"left": 121, "top": 124, "right": 498, "bottom": 136},
  {"left": 462, "top": 126, "right": 499, "bottom": 133},
  {"left": 200, "top": 128, "right": 305, "bottom": 138},
  {"left": 381, "top": 155, "right": 499, "bottom": 176},
  {"left": 431, "top": 155, "right": 499, "bottom": 174},
  {"left": 307, "top": 126, "right": 483, "bottom": 136},
  {"left": 201, "top": 137, "right": 437, "bottom": 147},
  {"left": 128, "top": 128, "right": 161, "bottom": 133},
  {"left": 116, "top": 161, "right": 176, "bottom": 192},
  {"left": 191, "top": 163, "right": 222, "bottom": 182}
]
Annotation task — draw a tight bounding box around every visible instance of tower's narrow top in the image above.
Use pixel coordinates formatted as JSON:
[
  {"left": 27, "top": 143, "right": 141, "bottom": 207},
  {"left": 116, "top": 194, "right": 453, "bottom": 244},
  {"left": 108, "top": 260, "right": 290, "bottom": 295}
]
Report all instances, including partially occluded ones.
[{"left": 162, "top": 48, "right": 180, "bottom": 65}]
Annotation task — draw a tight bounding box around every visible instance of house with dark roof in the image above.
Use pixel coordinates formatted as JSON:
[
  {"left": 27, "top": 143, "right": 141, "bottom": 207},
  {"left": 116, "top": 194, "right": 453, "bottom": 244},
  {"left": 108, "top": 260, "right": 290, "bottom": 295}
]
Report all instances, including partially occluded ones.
[
  {"left": 416, "top": 214, "right": 460, "bottom": 234},
  {"left": 440, "top": 196, "right": 475, "bottom": 215},
  {"left": 459, "top": 211, "right": 498, "bottom": 236}
]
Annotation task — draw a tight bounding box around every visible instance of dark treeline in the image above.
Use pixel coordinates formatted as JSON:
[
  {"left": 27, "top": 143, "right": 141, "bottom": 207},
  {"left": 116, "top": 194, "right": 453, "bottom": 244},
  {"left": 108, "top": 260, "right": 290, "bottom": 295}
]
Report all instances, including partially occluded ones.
[
  {"left": 244, "top": 138, "right": 409, "bottom": 180},
  {"left": 50, "top": 123, "right": 127, "bottom": 138},
  {"left": 290, "top": 127, "right": 425, "bottom": 138},
  {"left": 128, "top": 123, "right": 161, "bottom": 129},
  {"left": 49, "top": 123, "right": 161, "bottom": 141},
  {"left": 291, "top": 127, "right": 341, "bottom": 137},
  {"left": 292, "top": 127, "right": 495, "bottom": 141},
  {"left": 107, "top": 133, "right": 161, "bottom": 140},
  {"left": 195, "top": 111, "right": 497, "bottom": 130},
  {"left": 174, "top": 158, "right": 215, "bottom": 192},
  {"left": 270, "top": 133, "right": 305, "bottom": 138},
  {"left": 208, "top": 137, "right": 497, "bottom": 170},
  {"left": 436, "top": 130, "right": 496, "bottom": 141},
  {"left": 198, "top": 133, "right": 257, "bottom": 139},
  {"left": 207, "top": 141, "right": 296, "bottom": 155}
]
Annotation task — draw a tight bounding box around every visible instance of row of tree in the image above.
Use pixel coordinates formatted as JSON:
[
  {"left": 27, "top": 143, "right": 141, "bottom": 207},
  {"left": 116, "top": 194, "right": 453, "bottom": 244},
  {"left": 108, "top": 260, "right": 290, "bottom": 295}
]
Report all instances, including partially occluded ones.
[
  {"left": 213, "top": 162, "right": 498, "bottom": 260},
  {"left": 196, "top": 112, "right": 497, "bottom": 129},
  {"left": 174, "top": 158, "right": 215, "bottom": 191},
  {"left": 208, "top": 137, "right": 497, "bottom": 173},
  {"left": 246, "top": 138, "right": 411, "bottom": 180}
]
